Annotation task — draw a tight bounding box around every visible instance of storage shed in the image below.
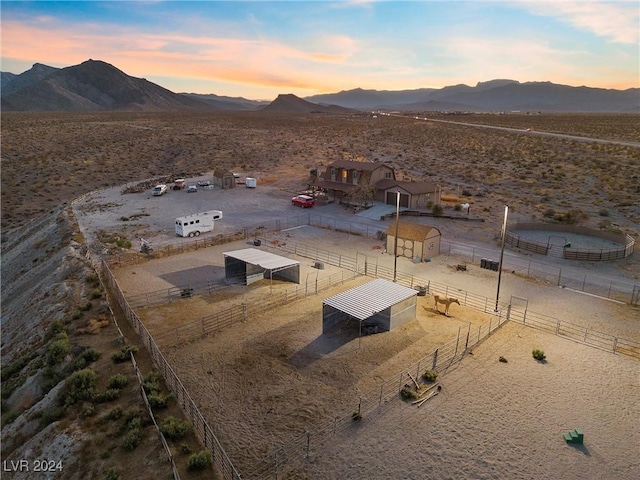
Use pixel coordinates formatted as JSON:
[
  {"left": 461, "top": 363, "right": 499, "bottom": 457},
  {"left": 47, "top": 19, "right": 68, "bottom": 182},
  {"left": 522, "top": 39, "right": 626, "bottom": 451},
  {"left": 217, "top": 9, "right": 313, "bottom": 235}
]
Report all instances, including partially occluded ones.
[
  {"left": 214, "top": 169, "right": 236, "bottom": 189},
  {"left": 322, "top": 279, "right": 417, "bottom": 334},
  {"left": 386, "top": 221, "right": 441, "bottom": 262},
  {"left": 223, "top": 248, "right": 300, "bottom": 285}
]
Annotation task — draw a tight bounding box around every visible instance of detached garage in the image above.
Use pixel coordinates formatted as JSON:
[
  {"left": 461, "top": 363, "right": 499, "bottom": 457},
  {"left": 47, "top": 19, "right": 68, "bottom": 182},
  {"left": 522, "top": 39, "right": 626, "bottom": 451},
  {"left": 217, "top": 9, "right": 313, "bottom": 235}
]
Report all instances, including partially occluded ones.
[
  {"left": 322, "top": 279, "right": 417, "bottom": 334},
  {"left": 386, "top": 221, "right": 441, "bottom": 262},
  {"left": 223, "top": 248, "right": 300, "bottom": 285}
]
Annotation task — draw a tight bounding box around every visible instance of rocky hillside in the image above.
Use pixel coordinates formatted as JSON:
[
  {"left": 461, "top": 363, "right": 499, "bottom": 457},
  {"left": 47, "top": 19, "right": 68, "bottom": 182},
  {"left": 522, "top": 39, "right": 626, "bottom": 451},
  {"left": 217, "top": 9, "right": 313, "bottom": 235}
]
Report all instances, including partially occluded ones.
[
  {"left": 260, "top": 93, "right": 353, "bottom": 113},
  {"left": 0, "top": 207, "right": 208, "bottom": 478}
]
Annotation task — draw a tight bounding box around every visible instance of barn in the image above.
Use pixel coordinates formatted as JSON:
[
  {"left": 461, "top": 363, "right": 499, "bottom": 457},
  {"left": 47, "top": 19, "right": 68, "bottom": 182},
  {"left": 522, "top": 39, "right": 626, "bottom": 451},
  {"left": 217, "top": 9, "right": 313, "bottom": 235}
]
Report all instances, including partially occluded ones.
[
  {"left": 223, "top": 248, "right": 300, "bottom": 285},
  {"left": 386, "top": 221, "right": 441, "bottom": 262},
  {"left": 322, "top": 278, "right": 418, "bottom": 334}
]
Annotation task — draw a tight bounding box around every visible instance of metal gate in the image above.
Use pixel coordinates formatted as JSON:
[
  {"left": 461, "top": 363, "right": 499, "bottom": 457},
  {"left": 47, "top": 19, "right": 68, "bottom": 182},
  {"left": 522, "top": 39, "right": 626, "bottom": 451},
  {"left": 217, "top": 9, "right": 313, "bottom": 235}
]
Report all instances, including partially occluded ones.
[{"left": 508, "top": 295, "right": 529, "bottom": 323}]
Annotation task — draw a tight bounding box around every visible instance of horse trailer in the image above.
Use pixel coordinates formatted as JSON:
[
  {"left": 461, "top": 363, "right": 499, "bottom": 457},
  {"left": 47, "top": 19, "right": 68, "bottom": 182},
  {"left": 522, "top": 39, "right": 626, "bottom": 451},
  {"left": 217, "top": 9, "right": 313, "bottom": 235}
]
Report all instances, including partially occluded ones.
[{"left": 175, "top": 210, "right": 223, "bottom": 238}]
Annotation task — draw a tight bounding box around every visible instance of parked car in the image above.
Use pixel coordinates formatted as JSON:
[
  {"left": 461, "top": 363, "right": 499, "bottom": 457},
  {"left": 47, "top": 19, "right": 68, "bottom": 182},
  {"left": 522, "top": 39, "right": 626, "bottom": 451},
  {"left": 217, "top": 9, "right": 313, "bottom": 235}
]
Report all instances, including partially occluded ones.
[
  {"left": 173, "top": 178, "right": 186, "bottom": 190},
  {"left": 152, "top": 184, "right": 168, "bottom": 196},
  {"left": 197, "top": 180, "right": 211, "bottom": 187},
  {"left": 291, "top": 195, "right": 315, "bottom": 208},
  {"left": 187, "top": 183, "right": 198, "bottom": 193}
]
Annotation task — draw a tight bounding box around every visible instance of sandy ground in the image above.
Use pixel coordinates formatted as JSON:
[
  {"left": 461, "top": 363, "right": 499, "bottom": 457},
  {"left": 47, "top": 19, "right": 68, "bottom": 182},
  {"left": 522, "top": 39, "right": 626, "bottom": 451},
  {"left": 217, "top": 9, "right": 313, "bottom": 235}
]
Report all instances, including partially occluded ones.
[
  {"left": 109, "top": 226, "right": 639, "bottom": 477},
  {"left": 297, "top": 321, "right": 640, "bottom": 480}
]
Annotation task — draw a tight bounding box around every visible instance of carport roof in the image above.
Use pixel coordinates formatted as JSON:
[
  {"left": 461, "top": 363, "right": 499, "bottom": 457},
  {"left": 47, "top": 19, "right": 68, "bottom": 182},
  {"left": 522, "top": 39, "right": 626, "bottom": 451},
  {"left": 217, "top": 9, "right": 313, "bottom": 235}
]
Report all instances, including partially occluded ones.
[
  {"left": 223, "top": 248, "right": 299, "bottom": 272},
  {"left": 323, "top": 278, "right": 417, "bottom": 321}
]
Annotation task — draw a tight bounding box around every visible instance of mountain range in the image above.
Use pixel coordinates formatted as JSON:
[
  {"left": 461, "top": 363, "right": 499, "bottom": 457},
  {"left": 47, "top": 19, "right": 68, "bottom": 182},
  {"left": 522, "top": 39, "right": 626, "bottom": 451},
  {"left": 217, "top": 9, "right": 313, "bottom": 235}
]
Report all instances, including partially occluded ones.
[{"left": 2, "top": 60, "right": 638, "bottom": 113}]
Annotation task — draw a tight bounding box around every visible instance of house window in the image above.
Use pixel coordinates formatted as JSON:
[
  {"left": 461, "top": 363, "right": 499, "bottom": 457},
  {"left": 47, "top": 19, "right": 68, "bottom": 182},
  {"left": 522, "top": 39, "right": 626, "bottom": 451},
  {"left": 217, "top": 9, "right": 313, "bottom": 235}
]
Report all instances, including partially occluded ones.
[
  {"left": 353, "top": 171, "right": 359, "bottom": 185},
  {"left": 331, "top": 168, "right": 336, "bottom": 181},
  {"left": 342, "top": 170, "right": 348, "bottom": 183},
  {"left": 384, "top": 171, "right": 392, "bottom": 179}
]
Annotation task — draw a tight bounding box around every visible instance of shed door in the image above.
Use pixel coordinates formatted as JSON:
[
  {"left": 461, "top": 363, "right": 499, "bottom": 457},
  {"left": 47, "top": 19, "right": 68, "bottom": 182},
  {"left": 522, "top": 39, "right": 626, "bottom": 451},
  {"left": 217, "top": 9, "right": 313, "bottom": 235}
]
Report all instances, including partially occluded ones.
[{"left": 386, "top": 192, "right": 409, "bottom": 207}]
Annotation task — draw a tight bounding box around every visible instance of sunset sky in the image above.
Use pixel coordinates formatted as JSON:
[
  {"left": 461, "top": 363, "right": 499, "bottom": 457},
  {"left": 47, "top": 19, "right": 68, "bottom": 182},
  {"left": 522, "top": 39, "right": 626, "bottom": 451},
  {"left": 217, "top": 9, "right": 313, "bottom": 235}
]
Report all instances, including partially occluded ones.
[{"left": 1, "top": 1, "right": 638, "bottom": 100}]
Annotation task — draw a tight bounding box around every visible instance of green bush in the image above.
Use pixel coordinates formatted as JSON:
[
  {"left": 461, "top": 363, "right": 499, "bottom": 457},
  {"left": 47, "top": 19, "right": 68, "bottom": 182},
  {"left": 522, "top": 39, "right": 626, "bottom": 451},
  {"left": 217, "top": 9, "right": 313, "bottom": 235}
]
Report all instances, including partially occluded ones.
[
  {"left": 147, "top": 393, "right": 170, "bottom": 409},
  {"left": 160, "top": 416, "right": 191, "bottom": 440},
  {"left": 422, "top": 370, "right": 438, "bottom": 383},
  {"left": 50, "top": 319, "right": 66, "bottom": 336},
  {"left": 400, "top": 387, "right": 418, "bottom": 400},
  {"left": 90, "top": 289, "right": 103, "bottom": 299},
  {"left": 41, "top": 406, "right": 66, "bottom": 426},
  {"left": 431, "top": 204, "right": 444, "bottom": 216},
  {"left": 79, "top": 301, "right": 93, "bottom": 312},
  {"left": 108, "top": 374, "right": 129, "bottom": 390},
  {"left": 81, "top": 402, "right": 96, "bottom": 418},
  {"left": 64, "top": 369, "right": 97, "bottom": 405},
  {"left": 102, "top": 468, "right": 120, "bottom": 480},
  {"left": 47, "top": 334, "right": 72, "bottom": 365},
  {"left": 106, "top": 405, "right": 123, "bottom": 421},
  {"left": 143, "top": 370, "right": 164, "bottom": 395},
  {"left": 351, "top": 411, "right": 362, "bottom": 422},
  {"left": 111, "top": 345, "right": 139, "bottom": 364},
  {"left": 94, "top": 389, "right": 121, "bottom": 403},
  {"left": 180, "top": 443, "right": 191, "bottom": 454},
  {"left": 121, "top": 427, "right": 141, "bottom": 451},
  {"left": 187, "top": 450, "right": 212, "bottom": 471},
  {"left": 532, "top": 349, "right": 546, "bottom": 361}
]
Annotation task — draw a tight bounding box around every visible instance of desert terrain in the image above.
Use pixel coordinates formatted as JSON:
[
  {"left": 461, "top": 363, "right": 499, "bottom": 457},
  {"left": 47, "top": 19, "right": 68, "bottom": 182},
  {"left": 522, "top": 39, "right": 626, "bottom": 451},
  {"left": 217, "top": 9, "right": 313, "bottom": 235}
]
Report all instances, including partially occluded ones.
[{"left": 2, "top": 111, "right": 639, "bottom": 479}]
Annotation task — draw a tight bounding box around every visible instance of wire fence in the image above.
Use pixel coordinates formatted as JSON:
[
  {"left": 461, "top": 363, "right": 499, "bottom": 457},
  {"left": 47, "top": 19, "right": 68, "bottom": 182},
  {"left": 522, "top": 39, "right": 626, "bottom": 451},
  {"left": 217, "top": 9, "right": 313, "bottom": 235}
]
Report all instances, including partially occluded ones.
[{"left": 99, "top": 217, "right": 639, "bottom": 480}]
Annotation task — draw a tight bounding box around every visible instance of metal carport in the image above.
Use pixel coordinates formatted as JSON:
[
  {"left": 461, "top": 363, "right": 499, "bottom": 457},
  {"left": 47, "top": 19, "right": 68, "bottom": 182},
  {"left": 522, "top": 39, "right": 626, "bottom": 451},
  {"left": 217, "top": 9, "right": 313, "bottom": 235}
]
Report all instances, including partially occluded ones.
[
  {"left": 223, "top": 248, "right": 300, "bottom": 285},
  {"left": 322, "top": 278, "right": 417, "bottom": 334}
]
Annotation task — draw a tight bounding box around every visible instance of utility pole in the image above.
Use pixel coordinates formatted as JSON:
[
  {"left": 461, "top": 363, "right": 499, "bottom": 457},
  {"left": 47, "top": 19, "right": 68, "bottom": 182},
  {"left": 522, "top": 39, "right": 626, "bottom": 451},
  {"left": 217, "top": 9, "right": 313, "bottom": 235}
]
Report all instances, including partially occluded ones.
[
  {"left": 393, "top": 190, "right": 400, "bottom": 282},
  {"left": 495, "top": 205, "right": 509, "bottom": 312}
]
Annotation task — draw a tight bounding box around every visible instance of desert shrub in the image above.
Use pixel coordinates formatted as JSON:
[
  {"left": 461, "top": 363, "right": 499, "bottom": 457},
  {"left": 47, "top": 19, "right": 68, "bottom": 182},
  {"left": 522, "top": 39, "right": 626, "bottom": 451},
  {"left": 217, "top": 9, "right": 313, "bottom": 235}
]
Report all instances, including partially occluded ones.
[
  {"left": 94, "top": 389, "right": 121, "bottom": 403},
  {"left": 80, "top": 402, "right": 96, "bottom": 418},
  {"left": 147, "top": 393, "right": 170, "bottom": 409},
  {"left": 431, "top": 204, "right": 444, "bottom": 216},
  {"left": 422, "top": 370, "right": 438, "bottom": 383},
  {"left": 111, "top": 345, "right": 139, "bottom": 364},
  {"left": 90, "top": 289, "right": 102, "bottom": 299},
  {"left": 2, "top": 411, "right": 20, "bottom": 427},
  {"left": 180, "top": 443, "right": 191, "bottom": 454},
  {"left": 351, "top": 411, "right": 362, "bottom": 421},
  {"left": 71, "top": 310, "right": 82, "bottom": 320},
  {"left": 543, "top": 208, "right": 555, "bottom": 218},
  {"left": 78, "top": 347, "right": 100, "bottom": 363},
  {"left": 121, "top": 427, "right": 142, "bottom": 451},
  {"left": 85, "top": 273, "right": 100, "bottom": 286},
  {"left": 102, "top": 468, "right": 120, "bottom": 480},
  {"left": 47, "top": 333, "right": 71, "bottom": 365},
  {"left": 499, "top": 356, "right": 508, "bottom": 363},
  {"left": 50, "top": 319, "right": 66, "bottom": 336},
  {"left": 187, "top": 451, "right": 212, "bottom": 471},
  {"left": 532, "top": 349, "right": 546, "bottom": 361},
  {"left": 64, "top": 368, "right": 97, "bottom": 405},
  {"left": 1, "top": 353, "right": 35, "bottom": 382},
  {"left": 142, "top": 370, "right": 164, "bottom": 394},
  {"left": 41, "top": 406, "right": 66, "bottom": 426},
  {"left": 160, "top": 416, "right": 191, "bottom": 440},
  {"left": 598, "top": 208, "right": 609, "bottom": 217},
  {"left": 400, "top": 387, "right": 418, "bottom": 400},
  {"left": 106, "top": 405, "right": 123, "bottom": 421},
  {"left": 454, "top": 203, "right": 462, "bottom": 211},
  {"left": 108, "top": 374, "right": 128, "bottom": 390}
]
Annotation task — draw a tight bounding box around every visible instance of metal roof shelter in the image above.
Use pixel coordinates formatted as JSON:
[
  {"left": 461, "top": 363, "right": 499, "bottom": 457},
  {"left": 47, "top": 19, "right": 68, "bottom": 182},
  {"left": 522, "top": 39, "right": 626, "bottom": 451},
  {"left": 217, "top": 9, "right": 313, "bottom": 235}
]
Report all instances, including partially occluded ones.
[
  {"left": 223, "top": 248, "right": 300, "bottom": 285},
  {"left": 322, "top": 278, "right": 417, "bottom": 334}
]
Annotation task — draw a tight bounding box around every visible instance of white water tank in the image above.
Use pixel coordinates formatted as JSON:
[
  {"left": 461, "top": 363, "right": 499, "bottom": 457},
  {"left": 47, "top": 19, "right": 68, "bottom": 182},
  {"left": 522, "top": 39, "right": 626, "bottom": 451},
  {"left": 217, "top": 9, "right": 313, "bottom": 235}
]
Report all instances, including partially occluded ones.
[{"left": 245, "top": 177, "right": 257, "bottom": 188}]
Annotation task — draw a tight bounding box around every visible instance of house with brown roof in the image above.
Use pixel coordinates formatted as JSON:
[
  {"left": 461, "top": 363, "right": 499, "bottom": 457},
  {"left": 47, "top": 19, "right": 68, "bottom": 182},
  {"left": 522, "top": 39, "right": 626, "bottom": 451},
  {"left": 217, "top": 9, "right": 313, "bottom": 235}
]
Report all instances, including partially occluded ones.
[
  {"left": 317, "top": 160, "right": 440, "bottom": 209},
  {"left": 316, "top": 160, "right": 395, "bottom": 202},
  {"left": 386, "top": 221, "right": 441, "bottom": 261}
]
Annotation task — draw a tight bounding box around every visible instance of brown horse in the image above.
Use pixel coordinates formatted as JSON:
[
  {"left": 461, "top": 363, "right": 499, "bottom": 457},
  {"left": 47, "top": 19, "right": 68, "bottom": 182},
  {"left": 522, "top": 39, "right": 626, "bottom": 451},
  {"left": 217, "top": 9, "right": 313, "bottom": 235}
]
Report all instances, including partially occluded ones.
[{"left": 434, "top": 295, "right": 460, "bottom": 315}]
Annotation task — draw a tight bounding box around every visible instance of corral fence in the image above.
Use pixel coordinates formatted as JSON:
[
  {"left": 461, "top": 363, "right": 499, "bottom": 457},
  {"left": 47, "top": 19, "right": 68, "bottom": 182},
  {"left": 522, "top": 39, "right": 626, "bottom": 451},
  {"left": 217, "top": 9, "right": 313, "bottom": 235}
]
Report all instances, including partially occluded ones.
[
  {"left": 101, "top": 234, "right": 639, "bottom": 480},
  {"left": 441, "top": 240, "right": 638, "bottom": 305},
  {"left": 152, "top": 269, "right": 358, "bottom": 348},
  {"left": 505, "top": 223, "right": 635, "bottom": 261},
  {"left": 106, "top": 214, "right": 639, "bottom": 305},
  {"left": 100, "top": 259, "right": 243, "bottom": 480},
  {"left": 245, "top": 310, "right": 509, "bottom": 479}
]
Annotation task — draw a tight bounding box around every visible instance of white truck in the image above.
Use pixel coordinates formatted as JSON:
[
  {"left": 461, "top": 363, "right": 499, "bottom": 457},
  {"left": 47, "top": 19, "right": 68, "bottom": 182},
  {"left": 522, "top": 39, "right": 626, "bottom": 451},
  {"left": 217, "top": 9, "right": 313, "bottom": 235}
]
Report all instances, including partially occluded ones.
[{"left": 175, "top": 210, "right": 223, "bottom": 238}]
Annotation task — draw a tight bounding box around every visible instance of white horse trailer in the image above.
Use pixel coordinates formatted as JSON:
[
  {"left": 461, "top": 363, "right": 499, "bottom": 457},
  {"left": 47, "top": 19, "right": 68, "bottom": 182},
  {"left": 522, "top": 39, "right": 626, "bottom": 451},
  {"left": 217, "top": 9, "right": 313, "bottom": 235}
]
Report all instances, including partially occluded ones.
[
  {"left": 175, "top": 210, "right": 223, "bottom": 237},
  {"left": 245, "top": 177, "right": 257, "bottom": 188}
]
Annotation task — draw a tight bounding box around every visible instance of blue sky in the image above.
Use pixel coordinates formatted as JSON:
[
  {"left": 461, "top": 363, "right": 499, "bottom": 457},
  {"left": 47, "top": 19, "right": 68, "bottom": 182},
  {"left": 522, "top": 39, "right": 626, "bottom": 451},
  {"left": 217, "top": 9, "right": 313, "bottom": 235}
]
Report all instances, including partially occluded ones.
[{"left": 1, "top": 1, "right": 638, "bottom": 100}]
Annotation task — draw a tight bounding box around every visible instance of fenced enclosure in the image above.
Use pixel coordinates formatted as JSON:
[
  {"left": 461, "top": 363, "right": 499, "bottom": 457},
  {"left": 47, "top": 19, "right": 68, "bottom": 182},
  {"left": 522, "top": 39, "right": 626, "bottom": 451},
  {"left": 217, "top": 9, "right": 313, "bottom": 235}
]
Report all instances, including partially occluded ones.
[
  {"left": 106, "top": 213, "right": 638, "bottom": 305},
  {"left": 100, "top": 218, "right": 639, "bottom": 480}
]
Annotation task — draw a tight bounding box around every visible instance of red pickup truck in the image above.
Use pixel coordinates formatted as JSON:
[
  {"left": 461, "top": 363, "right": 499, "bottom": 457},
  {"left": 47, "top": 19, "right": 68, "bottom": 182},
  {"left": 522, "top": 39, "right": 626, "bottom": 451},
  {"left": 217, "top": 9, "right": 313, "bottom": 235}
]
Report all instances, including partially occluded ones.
[{"left": 291, "top": 195, "right": 315, "bottom": 208}]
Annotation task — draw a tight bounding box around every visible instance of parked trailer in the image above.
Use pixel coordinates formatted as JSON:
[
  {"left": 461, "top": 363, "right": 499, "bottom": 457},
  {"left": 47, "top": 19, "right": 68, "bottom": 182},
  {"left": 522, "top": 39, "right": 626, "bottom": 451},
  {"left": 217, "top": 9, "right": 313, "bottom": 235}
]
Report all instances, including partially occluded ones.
[
  {"left": 175, "top": 210, "right": 223, "bottom": 237},
  {"left": 245, "top": 177, "right": 257, "bottom": 188}
]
